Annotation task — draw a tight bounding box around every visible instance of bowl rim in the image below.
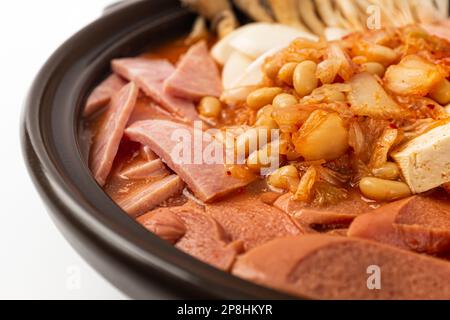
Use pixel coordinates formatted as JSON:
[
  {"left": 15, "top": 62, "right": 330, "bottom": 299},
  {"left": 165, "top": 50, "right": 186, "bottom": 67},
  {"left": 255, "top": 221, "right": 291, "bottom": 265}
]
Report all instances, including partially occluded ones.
[{"left": 21, "top": 0, "right": 297, "bottom": 300}]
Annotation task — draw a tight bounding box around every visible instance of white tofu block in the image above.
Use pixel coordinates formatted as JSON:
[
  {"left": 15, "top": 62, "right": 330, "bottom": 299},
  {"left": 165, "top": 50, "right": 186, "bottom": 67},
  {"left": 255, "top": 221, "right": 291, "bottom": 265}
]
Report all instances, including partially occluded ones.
[{"left": 392, "top": 122, "right": 450, "bottom": 193}]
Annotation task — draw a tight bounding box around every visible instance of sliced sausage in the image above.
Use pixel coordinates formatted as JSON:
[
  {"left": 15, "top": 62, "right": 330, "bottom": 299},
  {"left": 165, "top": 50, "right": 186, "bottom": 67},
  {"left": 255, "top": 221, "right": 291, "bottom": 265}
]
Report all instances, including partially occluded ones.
[
  {"left": 206, "top": 192, "right": 304, "bottom": 251},
  {"left": 140, "top": 204, "right": 242, "bottom": 271},
  {"left": 138, "top": 209, "right": 186, "bottom": 244},
  {"left": 274, "top": 189, "right": 373, "bottom": 231},
  {"left": 233, "top": 235, "right": 450, "bottom": 299},
  {"left": 348, "top": 193, "right": 450, "bottom": 254}
]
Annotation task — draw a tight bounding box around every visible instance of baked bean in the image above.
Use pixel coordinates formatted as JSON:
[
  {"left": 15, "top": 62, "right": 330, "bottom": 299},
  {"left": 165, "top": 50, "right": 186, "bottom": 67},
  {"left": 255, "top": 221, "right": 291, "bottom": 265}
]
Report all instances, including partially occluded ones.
[
  {"left": 246, "top": 144, "right": 277, "bottom": 172},
  {"left": 198, "top": 96, "right": 222, "bottom": 118},
  {"left": 247, "top": 87, "right": 283, "bottom": 110},
  {"left": 255, "top": 118, "right": 278, "bottom": 130},
  {"left": 235, "top": 127, "right": 271, "bottom": 158},
  {"left": 362, "top": 62, "right": 386, "bottom": 77},
  {"left": 273, "top": 93, "right": 298, "bottom": 109},
  {"left": 293, "top": 110, "right": 349, "bottom": 161},
  {"left": 359, "top": 177, "right": 411, "bottom": 201},
  {"left": 293, "top": 60, "right": 318, "bottom": 97},
  {"left": 256, "top": 105, "right": 274, "bottom": 119},
  {"left": 264, "top": 59, "right": 282, "bottom": 80},
  {"left": 255, "top": 107, "right": 278, "bottom": 130},
  {"left": 354, "top": 42, "right": 398, "bottom": 65},
  {"left": 268, "top": 165, "right": 300, "bottom": 192},
  {"left": 372, "top": 162, "right": 400, "bottom": 180},
  {"left": 277, "top": 62, "right": 298, "bottom": 85}
]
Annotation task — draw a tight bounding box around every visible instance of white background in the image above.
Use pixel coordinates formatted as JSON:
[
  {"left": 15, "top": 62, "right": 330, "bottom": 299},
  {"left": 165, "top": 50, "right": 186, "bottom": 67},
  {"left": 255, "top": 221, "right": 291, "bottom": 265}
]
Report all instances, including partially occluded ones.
[{"left": 0, "top": 0, "right": 128, "bottom": 299}]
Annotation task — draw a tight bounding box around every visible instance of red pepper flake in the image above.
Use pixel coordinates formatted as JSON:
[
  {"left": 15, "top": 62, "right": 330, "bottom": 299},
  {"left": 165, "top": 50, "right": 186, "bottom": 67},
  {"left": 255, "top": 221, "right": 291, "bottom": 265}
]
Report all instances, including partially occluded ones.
[
  {"left": 389, "top": 123, "right": 398, "bottom": 129},
  {"left": 427, "top": 104, "right": 435, "bottom": 110}
]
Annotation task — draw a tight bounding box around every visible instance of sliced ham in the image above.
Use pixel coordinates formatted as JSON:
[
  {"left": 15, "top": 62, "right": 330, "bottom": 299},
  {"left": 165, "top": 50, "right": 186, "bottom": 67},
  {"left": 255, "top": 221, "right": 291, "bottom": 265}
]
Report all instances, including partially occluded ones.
[
  {"left": 348, "top": 192, "right": 450, "bottom": 254},
  {"left": 140, "top": 145, "right": 157, "bottom": 161},
  {"left": 274, "top": 190, "right": 373, "bottom": 231},
  {"left": 119, "top": 159, "right": 168, "bottom": 180},
  {"left": 116, "top": 175, "right": 184, "bottom": 217},
  {"left": 125, "top": 120, "right": 254, "bottom": 202},
  {"left": 141, "top": 204, "right": 242, "bottom": 271},
  {"left": 111, "top": 58, "right": 199, "bottom": 122},
  {"left": 164, "top": 41, "right": 222, "bottom": 100},
  {"left": 90, "top": 82, "right": 139, "bottom": 186},
  {"left": 83, "top": 74, "right": 127, "bottom": 117},
  {"left": 127, "top": 96, "right": 175, "bottom": 126},
  {"left": 205, "top": 192, "right": 303, "bottom": 251},
  {"left": 232, "top": 235, "right": 450, "bottom": 299}
]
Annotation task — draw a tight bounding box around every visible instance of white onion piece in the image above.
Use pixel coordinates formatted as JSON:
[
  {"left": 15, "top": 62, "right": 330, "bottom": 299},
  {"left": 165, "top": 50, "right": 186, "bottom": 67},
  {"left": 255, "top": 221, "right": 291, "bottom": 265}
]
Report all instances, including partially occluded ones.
[
  {"left": 211, "top": 23, "right": 257, "bottom": 65},
  {"left": 324, "top": 27, "right": 350, "bottom": 41},
  {"left": 220, "top": 86, "right": 258, "bottom": 105},
  {"left": 230, "top": 45, "right": 286, "bottom": 89},
  {"left": 222, "top": 51, "right": 253, "bottom": 90},
  {"left": 228, "top": 23, "right": 318, "bottom": 59}
]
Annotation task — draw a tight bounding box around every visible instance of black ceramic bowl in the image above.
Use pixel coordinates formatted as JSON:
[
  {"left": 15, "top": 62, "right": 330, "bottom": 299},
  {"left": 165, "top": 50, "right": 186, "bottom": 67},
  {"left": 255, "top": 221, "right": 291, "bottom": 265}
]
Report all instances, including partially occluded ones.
[{"left": 21, "top": 0, "right": 294, "bottom": 299}]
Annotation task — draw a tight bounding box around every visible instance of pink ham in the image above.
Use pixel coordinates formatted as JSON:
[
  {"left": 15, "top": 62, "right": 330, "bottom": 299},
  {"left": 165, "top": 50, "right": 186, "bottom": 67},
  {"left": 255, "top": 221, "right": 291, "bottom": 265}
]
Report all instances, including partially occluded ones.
[
  {"left": 164, "top": 41, "right": 222, "bottom": 100},
  {"left": 140, "top": 145, "right": 157, "bottom": 161},
  {"left": 90, "top": 82, "right": 139, "bottom": 186},
  {"left": 125, "top": 119, "right": 254, "bottom": 202},
  {"left": 119, "top": 159, "right": 168, "bottom": 180},
  {"left": 127, "top": 97, "right": 175, "bottom": 126},
  {"left": 116, "top": 175, "right": 185, "bottom": 217},
  {"left": 83, "top": 74, "right": 126, "bottom": 117},
  {"left": 111, "top": 58, "right": 199, "bottom": 122}
]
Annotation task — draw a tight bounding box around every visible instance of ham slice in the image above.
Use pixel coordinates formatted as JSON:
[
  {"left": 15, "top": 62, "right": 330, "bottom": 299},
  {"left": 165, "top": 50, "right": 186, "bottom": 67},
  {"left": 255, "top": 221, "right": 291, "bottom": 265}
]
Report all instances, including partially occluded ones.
[
  {"left": 83, "top": 74, "right": 127, "bottom": 117},
  {"left": 348, "top": 193, "right": 450, "bottom": 254},
  {"left": 90, "top": 82, "right": 139, "bottom": 186},
  {"left": 164, "top": 41, "right": 222, "bottom": 100},
  {"left": 127, "top": 96, "right": 175, "bottom": 126},
  {"left": 125, "top": 120, "right": 253, "bottom": 202},
  {"left": 111, "top": 58, "right": 199, "bottom": 122},
  {"left": 205, "top": 192, "right": 303, "bottom": 251},
  {"left": 233, "top": 235, "right": 450, "bottom": 299},
  {"left": 273, "top": 189, "right": 372, "bottom": 231},
  {"left": 140, "top": 204, "right": 242, "bottom": 271},
  {"left": 140, "top": 145, "right": 157, "bottom": 161},
  {"left": 116, "top": 175, "right": 184, "bottom": 217},
  {"left": 119, "top": 159, "right": 168, "bottom": 180}
]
